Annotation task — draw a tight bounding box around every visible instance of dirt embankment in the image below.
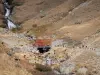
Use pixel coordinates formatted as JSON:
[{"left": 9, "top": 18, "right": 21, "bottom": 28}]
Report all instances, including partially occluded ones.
[{"left": 0, "top": 0, "right": 4, "bottom": 26}]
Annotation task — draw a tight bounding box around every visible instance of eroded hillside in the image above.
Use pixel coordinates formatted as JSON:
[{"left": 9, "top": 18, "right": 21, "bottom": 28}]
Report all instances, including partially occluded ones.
[
  {"left": 0, "top": 0, "right": 100, "bottom": 75},
  {"left": 12, "top": 0, "right": 100, "bottom": 40}
]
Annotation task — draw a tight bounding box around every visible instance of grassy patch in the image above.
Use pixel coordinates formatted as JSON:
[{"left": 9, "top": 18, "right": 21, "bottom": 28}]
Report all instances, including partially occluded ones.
[
  {"left": 96, "top": 29, "right": 100, "bottom": 33},
  {"left": 13, "top": 3, "right": 24, "bottom": 6},
  {"left": 11, "top": 25, "right": 22, "bottom": 33},
  {"left": 0, "top": 25, "right": 6, "bottom": 28},
  {"left": 28, "top": 24, "right": 53, "bottom": 37},
  {"left": 35, "top": 64, "right": 52, "bottom": 72},
  {"left": 13, "top": 1, "right": 24, "bottom": 6}
]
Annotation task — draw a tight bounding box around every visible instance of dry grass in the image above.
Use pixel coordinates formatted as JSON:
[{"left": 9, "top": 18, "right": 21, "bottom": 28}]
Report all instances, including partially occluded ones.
[{"left": 27, "top": 24, "right": 53, "bottom": 37}]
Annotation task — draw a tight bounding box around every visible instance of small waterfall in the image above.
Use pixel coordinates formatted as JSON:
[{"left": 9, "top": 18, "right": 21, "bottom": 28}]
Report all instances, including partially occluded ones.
[
  {"left": 5, "top": 8, "right": 10, "bottom": 17},
  {"left": 3, "top": 0, "right": 17, "bottom": 29},
  {"left": 7, "top": 19, "right": 16, "bottom": 29}
]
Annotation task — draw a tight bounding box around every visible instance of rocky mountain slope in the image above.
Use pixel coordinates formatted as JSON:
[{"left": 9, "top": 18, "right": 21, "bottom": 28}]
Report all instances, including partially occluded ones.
[
  {"left": 11, "top": 0, "right": 100, "bottom": 40},
  {"left": 0, "top": 0, "right": 100, "bottom": 75}
]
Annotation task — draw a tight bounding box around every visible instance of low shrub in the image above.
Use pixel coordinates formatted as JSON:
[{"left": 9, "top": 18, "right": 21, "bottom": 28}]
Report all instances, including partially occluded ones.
[{"left": 35, "top": 64, "right": 52, "bottom": 72}]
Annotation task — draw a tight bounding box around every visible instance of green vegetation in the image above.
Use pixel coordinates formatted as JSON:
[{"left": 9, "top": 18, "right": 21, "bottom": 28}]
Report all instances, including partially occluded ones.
[
  {"left": 0, "top": 25, "right": 6, "bottom": 28},
  {"left": 35, "top": 64, "right": 52, "bottom": 72},
  {"left": 12, "top": 1, "right": 24, "bottom": 6},
  {"left": 11, "top": 25, "right": 22, "bottom": 33}
]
